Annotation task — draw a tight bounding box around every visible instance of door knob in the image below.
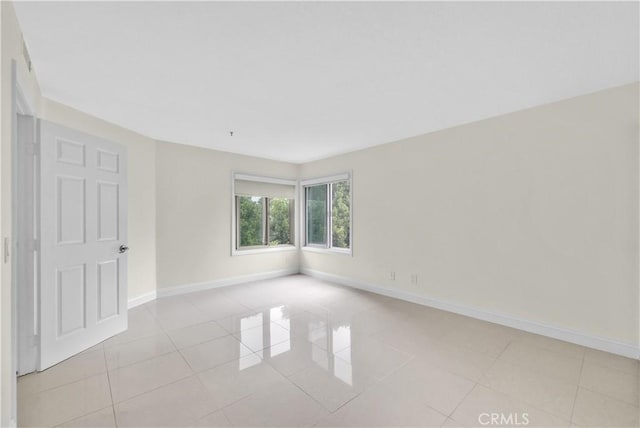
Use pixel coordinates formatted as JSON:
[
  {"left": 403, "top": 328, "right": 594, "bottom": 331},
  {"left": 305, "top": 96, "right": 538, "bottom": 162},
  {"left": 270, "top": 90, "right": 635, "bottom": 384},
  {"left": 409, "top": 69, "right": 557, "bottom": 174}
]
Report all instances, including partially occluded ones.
[{"left": 119, "top": 245, "right": 129, "bottom": 254}]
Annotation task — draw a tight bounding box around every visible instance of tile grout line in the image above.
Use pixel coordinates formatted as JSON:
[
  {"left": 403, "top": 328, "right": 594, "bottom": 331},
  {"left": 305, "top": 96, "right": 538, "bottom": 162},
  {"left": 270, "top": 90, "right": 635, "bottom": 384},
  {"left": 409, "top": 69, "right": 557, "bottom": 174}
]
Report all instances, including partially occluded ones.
[
  {"left": 577, "top": 384, "right": 640, "bottom": 409},
  {"left": 420, "top": 401, "right": 452, "bottom": 425},
  {"left": 481, "top": 350, "right": 582, "bottom": 387},
  {"left": 191, "top": 355, "right": 290, "bottom": 426},
  {"left": 313, "top": 349, "right": 418, "bottom": 416},
  {"left": 16, "top": 346, "right": 109, "bottom": 398},
  {"left": 40, "top": 347, "right": 114, "bottom": 428},
  {"left": 276, "top": 354, "right": 359, "bottom": 416},
  {"left": 480, "top": 379, "right": 574, "bottom": 425},
  {"left": 495, "top": 337, "right": 514, "bottom": 360},
  {"left": 108, "top": 366, "right": 194, "bottom": 410},
  {"left": 51, "top": 406, "right": 115, "bottom": 428},
  {"left": 425, "top": 346, "right": 500, "bottom": 386},
  {"left": 257, "top": 351, "right": 331, "bottom": 413},
  {"left": 568, "top": 353, "right": 585, "bottom": 425},
  {"left": 581, "top": 356, "right": 640, "bottom": 376},
  {"left": 105, "top": 331, "right": 178, "bottom": 371},
  {"left": 105, "top": 340, "right": 196, "bottom": 407},
  {"left": 477, "top": 348, "right": 581, "bottom": 424},
  {"left": 186, "top": 373, "right": 237, "bottom": 425},
  {"left": 102, "top": 348, "right": 118, "bottom": 428},
  {"left": 447, "top": 381, "right": 480, "bottom": 419},
  {"left": 170, "top": 332, "right": 234, "bottom": 351},
  {"left": 515, "top": 336, "right": 588, "bottom": 362}
]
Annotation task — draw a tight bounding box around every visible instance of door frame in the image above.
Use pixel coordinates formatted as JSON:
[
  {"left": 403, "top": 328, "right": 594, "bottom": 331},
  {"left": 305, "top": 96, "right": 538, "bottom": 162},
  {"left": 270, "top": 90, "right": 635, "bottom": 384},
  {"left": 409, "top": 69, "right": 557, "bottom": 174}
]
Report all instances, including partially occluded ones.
[
  {"left": 15, "top": 113, "right": 37, "bottom": 375},
  {"left": 11, "top": 58, "right": 37, "bottom": 425}
]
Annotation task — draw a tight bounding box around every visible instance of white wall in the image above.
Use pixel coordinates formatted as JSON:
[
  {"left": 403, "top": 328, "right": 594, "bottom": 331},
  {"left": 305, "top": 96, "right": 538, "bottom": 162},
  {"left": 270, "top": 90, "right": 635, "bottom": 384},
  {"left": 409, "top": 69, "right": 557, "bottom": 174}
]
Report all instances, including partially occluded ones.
[
  {"left": 155, "top": 141, "right": 299, "bottom": 289},
  {"left": 300, "top": 83, "right": 640, "bottom": 350}
]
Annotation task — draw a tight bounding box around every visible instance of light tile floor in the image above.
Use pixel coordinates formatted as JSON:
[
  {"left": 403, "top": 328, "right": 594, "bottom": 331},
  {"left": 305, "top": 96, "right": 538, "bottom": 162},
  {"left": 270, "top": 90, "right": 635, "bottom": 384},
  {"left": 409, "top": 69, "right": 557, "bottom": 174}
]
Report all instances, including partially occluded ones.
[{"left": 18, "top": 275, "right": 640, "bottom": 427}]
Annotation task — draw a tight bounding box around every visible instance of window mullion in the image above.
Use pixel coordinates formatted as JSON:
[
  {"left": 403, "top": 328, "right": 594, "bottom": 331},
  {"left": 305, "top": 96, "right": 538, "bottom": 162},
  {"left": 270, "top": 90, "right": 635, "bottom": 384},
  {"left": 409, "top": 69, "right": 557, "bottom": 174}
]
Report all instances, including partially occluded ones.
[
  {"left": 327, "top": 183, "right": 332, "bottom": 249},
  {"left": 264, "top": 198, "right": 269, "bottom": 246},
  {"left": 289, "top": 199, "right": 295, "bottom": 245},
  {"left": 304, "top": 188, "right": 309, "bottom": 246},
  {"left": 235, "top": 196, "right": 240, "bottom": 250}
]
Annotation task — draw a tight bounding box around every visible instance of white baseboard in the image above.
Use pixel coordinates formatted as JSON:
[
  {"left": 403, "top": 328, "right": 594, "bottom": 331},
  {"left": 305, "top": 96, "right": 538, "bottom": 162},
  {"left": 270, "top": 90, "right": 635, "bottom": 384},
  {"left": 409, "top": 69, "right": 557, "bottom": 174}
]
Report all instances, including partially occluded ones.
[
  {"left": 155, "top": 268, "right": 300, "bottom": 299},
  {"left": 301, "top": 268, "right": 640, "bottom": 360},
  {"left": 127, "top": 290, "right": 158, "bottom": 309}
]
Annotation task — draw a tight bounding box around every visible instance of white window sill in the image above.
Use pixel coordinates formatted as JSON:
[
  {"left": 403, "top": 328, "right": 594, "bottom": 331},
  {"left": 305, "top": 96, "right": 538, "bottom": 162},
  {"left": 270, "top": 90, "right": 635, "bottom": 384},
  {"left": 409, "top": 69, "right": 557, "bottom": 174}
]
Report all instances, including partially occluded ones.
[
  {"left": 233, "top": 245, "right": 298, "bottom": 256},
  {"left": 302, "top": 246, "right": 352, "bottom": 256}
]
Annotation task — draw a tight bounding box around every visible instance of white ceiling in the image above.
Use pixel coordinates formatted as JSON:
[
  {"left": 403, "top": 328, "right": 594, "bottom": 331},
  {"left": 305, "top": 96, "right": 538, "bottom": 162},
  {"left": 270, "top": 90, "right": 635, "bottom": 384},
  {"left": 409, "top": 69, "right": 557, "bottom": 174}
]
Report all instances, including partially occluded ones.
[{"left": 14, "top": 1, "right": 639, "bottom": 163}]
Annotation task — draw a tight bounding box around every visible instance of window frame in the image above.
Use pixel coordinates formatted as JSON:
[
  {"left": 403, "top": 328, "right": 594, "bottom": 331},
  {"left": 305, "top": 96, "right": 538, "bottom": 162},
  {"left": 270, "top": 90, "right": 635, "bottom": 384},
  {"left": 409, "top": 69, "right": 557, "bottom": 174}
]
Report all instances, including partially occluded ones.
[
  {"left": 231, "top": 173, "right": 298, "bottom": 256},
  {"left": 300, "top": 172, "right": 353, "bottom": 256}
]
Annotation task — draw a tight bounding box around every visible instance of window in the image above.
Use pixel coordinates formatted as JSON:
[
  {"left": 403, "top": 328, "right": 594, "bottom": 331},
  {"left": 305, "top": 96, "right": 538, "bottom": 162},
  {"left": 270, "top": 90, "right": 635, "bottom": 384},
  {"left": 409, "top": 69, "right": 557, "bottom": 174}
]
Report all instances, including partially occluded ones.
[
  {"left": 306, "top": 185, "right": 327, "bottom": 246},
  {"left": 303, "top": 174, "right": 351, "bottom": 252},
  {"left": 331, "top": 181, "right": 351, "bottom": 249},
  {"left": 233, "top": 174, "right": 296, "bottom": 253},
  {"left": 236, "top": 196, "right": 294, "bottom": 248},
  {"left": 268, "top": 197, "right": 293, "bottom": 246},
  {"left": 237, "top": 196, "right": 265, "bottom": 247}
]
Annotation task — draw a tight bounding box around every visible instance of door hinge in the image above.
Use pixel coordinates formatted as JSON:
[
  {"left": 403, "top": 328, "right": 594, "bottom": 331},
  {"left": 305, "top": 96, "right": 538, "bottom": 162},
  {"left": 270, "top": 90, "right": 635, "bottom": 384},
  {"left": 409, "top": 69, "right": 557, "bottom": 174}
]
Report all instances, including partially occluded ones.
[
  {"left": 24, "top": 139, "right": 38, "bottom": 155},
  {"left": 3, "top": 237, "right": 10, "bottom": 263}
]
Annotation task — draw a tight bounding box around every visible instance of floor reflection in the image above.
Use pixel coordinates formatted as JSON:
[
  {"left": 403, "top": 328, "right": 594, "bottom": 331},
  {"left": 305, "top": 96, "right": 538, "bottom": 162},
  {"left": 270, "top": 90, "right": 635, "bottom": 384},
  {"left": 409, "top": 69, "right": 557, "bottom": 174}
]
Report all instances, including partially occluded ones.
[{"left": 237, "top": 305, "right": 354, "bottom": 385}]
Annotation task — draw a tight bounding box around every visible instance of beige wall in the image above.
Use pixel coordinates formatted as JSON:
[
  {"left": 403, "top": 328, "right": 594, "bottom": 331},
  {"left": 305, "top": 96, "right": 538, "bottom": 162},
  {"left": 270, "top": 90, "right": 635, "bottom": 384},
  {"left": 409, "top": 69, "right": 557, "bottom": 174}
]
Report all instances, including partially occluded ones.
[
  {"left": 155, "top": 141, "right": 299, "bottom": 289},
  {"left": 300, "top": 83, "right": 640, "bottom": 347}
]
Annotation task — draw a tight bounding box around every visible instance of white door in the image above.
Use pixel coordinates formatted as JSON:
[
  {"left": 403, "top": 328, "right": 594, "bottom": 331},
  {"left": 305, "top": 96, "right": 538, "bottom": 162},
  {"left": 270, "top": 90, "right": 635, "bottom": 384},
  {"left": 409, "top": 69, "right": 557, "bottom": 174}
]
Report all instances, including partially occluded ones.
[{"left": 39, "top": 119, "right": 128, "bottom": 370}]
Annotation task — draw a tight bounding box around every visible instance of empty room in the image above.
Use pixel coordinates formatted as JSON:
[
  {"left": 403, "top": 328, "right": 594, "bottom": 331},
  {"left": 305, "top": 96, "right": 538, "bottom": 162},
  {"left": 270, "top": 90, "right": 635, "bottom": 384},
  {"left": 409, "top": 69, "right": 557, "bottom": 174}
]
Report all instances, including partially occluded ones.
[{"left": 0, "top": 1, "right": 638, "bottom": 427}]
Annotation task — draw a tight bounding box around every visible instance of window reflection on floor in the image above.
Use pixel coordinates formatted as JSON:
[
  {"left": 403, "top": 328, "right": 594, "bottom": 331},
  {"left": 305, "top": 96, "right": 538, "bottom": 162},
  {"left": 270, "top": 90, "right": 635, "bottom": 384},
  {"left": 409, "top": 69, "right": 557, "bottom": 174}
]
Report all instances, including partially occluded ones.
[
  {"left": 332, "top": 325, "right": 351, "bottom": 357},
  {"left": 333, "top": 353, "right": 353, "bottom": 385},
  {"left": 331, "top": 325, "right": 352, "bottom": 384},
  {"left": 270, "top": 321, "right": 291, "bottom": 356},
  {"left": 238, "top": 313, "right": 263, "bottom": 370},
  {"left": 270, "top": 306, "right": 288, "bottom": 326},
  {"left": 236, "top": 305, "right": 354, "bottom": 386}
]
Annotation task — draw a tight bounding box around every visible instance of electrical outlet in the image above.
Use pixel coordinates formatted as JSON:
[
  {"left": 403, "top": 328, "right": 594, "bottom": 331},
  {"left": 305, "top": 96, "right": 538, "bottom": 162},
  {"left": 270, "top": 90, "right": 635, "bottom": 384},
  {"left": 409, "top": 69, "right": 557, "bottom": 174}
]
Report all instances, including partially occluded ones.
[
  {"left": 411, "top": 274, "right": 418, "bottom": 285},
  {"left": 390, "top": 271, "right": 396, "bottom": 280}
]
